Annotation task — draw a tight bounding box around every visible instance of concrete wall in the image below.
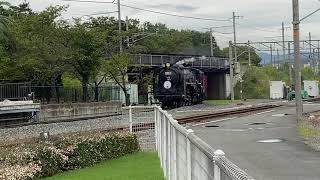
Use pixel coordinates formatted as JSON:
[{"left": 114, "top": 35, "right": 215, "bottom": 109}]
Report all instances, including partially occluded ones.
[
  {"left": 40, "top": 101, "right": 122, "bottom": 122},
  {"left": 207, "top": 72, "right": 227, "bottom": 100}
]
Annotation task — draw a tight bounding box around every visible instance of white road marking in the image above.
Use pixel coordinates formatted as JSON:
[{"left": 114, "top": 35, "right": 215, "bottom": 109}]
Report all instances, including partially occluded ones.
[
  {"left": 191, "top": 117, "right": 237, "bottom": 127},
  {"left": 255, "top": 110, "right": 275, "bottom": 115},
  {"left": 272, "top": 114, "right": 286, "bottom": 117}
]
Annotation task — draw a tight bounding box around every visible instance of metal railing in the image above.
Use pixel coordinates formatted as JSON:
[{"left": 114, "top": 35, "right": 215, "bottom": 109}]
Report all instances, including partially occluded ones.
[
  {"left": 133, "top": 54, "right": 229, "bottom": 69},
  {"left": 126, "top": 105, "right": 255, "bottom": 180}
]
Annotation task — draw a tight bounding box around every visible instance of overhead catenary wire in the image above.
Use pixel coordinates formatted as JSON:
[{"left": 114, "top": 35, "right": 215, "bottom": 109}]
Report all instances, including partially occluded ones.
[{"left": 62, "top": 0, "right": 230, "bottom": 21}]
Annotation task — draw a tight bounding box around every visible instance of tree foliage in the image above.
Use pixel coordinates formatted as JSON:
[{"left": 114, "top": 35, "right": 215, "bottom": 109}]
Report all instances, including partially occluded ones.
[{"left": 0, "top": 2, "right": 225, "bottom": 103}]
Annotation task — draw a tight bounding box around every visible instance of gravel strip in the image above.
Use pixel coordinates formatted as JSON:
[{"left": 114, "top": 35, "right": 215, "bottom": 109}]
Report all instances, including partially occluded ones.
[{"left": 0, "top": 110, "right": 155, "bottom": 143}]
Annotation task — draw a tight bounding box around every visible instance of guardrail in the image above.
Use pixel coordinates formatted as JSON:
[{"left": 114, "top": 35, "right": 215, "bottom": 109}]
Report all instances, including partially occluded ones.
[
  {"left": 126, "top": 105, "right": 255, "bottom": 180},
  {"left": 133, "top": 54, "right": 229, "bottom": 69}
]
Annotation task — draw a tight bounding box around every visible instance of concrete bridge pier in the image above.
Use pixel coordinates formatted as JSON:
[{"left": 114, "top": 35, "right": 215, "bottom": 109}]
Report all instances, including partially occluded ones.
[{"left": 206, "top": 72, "right": 230, "bottom": 100}]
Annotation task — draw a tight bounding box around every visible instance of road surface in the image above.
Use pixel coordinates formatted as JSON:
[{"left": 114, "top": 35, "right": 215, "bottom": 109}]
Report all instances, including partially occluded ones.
[{"left": 192, "top": 103, "right": 320, "bottom": 180}]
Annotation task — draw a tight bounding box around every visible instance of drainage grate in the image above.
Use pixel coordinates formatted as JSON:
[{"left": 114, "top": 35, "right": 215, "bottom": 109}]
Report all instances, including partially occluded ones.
[
  {"left": 205, "top": 125, "right": 220, "bottom": 128},
  {"left": 256, "top": 139, "right": 283, "bottom": 143}
]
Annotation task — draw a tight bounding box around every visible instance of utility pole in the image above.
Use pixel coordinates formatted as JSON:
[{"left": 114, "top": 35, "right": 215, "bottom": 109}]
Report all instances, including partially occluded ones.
[
  {"left": 309, "top": 32, "right": 314, "bottom": 71},
  {"left": 232, "top": 12, "right": 239, "bottom": 66},
  {"left": 318, "top": 41, "right": 320, "bottom": 73},
  {"left": 270, "top": 44, "right": 273, "bottom": 65},
  {"left": 282, "top": 22, "right": 286, "bottom": 65},
  {"left": 117, "top": 0, "right": 122, "bottom": 52},
  {"left": 210, "top": 28, "right": 214, "bottom": 56},
  {"left": 126, "top": 16, "right": 129, "bottom": 47},
  {"left": 248, "top": 40, "right": 251, "bottom": 66},
  {"left": 288, "top": 42, "right": 293, "bottom": 88},
  {"left": 229, "top": 41, "right": 235, "bottom": 102},
  {"left": 277, "top": 48, "right": 279, "bottom": 67},
  {"left": 293, "top": 0, "right": 303, "bottom": 119}
]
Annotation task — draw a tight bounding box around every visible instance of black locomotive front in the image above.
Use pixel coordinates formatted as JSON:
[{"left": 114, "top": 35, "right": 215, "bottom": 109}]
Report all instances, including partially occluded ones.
[
  {"left": 154, "top": 63, "right": 204, "bottom": 108},
  {"left": 154, "top": 64, "right": 184, "bottom": 107}
]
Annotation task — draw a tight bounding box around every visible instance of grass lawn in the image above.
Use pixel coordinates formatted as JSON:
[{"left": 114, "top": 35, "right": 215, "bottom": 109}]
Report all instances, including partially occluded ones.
[
  {"left": 43, "top": 152, "right": 164, "bottom": 180},
  {"left": 204, "top": 100, "right": 241, "bottom": 105}
]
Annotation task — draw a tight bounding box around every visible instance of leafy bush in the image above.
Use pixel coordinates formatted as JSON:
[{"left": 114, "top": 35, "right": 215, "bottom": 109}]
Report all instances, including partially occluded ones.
[{"left": 0, "top": 132, "right": 139, "bottom": 180}]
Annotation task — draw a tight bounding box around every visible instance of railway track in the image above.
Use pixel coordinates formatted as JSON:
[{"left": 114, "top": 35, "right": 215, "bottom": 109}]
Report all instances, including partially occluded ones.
[
  {"left": 120, "top": 104, "right": 281, "bottom": 132},
  {"left": 176, "top": 104, "right": 280, "bottom": 124},
  {"left": 0, "top": 104, "right": 281, "bottom": 132}
]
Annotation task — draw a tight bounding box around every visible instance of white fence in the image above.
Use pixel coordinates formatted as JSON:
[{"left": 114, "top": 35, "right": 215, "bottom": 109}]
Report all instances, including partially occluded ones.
[{"left": 125, "top": 106, "right": 255, "bottom": 180}]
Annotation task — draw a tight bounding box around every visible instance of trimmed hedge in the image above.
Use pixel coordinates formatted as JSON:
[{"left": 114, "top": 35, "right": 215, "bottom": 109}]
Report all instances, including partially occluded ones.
[{"left": 0, "top": 132, "right": 139, "bottom": 180}]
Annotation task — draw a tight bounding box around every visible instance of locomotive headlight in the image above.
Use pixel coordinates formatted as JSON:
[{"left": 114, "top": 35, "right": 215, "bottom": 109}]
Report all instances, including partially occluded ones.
[
  {"left": 164, "top": 81, "right": 172, "bottom": 89},
  {"left": 165, "top": 63, "right": 170, "bottom": 68}
]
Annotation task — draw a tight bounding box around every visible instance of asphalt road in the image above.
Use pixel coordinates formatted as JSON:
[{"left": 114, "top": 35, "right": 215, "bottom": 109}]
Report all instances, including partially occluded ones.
[{"left": 192, "top": 103, "right": 320, "bottom": 180}]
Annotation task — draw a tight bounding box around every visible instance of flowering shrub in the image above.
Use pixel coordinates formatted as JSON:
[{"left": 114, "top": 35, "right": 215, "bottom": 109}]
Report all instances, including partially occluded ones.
[{"left": 0, "top": 132, "right": 139, "bottom": 180}]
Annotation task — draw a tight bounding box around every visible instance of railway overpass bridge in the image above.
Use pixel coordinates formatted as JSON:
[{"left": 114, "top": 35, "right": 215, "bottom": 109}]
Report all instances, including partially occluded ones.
[{"left": 130, "top": 54, "right": 231, "bottom": 100}]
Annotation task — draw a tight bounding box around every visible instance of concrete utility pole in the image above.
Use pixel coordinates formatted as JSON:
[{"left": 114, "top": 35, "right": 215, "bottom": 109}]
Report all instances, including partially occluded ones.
[
  {"left": 210, "top": 28, "right": 214, "bottom": 56},
  {"left": 229, "top": 41, "right": 235, "bottom": 102},
  {"left": 248, "top": 40, "right": 251, "bottom": 66},
  {"left": 277, "top": 48, "right": 279, "bottom": 66},
  {"left": 282, "top": 22, "right": 286, "bottom": 65},
  {"left": 126, "top": 16, "right": 129, "bottom": 47},
  {"left": 292, "top": 0, "right": 303, "bottom": 119},
  {"left": 288, "top": 42, "right": 293, "bottom": 88},
  {"left": 309, "top": 32, "right": 314, "bottom": 71},
  {"left": 117, "top": 0, "right": 122, "bottom": 52},
  {"left": 233, "top": 12, "right": 238, "bottom": 66},
  {"left": 318, "top": 41, "right": 320, "bottom": 72},
  {"left": 270, "top": 44, "right": 273, "bottom": 65}
]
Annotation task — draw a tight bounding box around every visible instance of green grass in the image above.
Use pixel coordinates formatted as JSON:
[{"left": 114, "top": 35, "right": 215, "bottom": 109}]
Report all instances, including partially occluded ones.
[
  {"left": 203, "top": 100, "right": 241, "bottom": 105},
  {"left": 43, "top": 152, "right": 165, "bottom": 180},
  {"left": 299, "top": 124, "right": 320, "bottom": 138}
]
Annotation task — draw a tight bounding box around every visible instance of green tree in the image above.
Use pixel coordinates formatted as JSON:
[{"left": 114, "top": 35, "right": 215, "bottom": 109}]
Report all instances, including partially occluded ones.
[
  {"left": 103, "top": 53, "right": 133, "bottom": 106},
  {"left": 67, "top": 20, "right": 106, "bottom": 101},
  {"left": 6, "top": 6, "right": 69, "bottom": 86}
]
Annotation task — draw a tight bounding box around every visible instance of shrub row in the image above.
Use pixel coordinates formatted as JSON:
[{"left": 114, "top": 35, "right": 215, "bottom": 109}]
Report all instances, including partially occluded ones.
[{"left": 0, "top": 132, "right": 139, "bottom": 180}]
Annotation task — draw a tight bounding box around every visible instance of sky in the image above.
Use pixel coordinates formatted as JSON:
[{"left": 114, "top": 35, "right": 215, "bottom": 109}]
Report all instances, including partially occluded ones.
[{"left": 7, "top": 0, "right": 320, "bottom": 48}]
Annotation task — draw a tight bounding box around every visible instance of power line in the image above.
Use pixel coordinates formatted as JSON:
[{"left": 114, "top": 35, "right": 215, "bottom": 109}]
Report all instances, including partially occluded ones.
[
  {"left": 62, "top": 0, "right": 230, "bottom": 21},
  {"left": 119, "top": 4, "right": 230, "bottom": 21},
  {"left": 63, "top": 0, "right": 116, "bottom": 3},
  {"left": 79, "top": 11, "right": 119, "bottom": 17}
]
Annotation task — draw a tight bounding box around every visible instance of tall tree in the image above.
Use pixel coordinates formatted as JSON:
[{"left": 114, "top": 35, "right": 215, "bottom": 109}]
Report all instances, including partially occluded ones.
[
  {"left": 103, "top": 53, "right": 132, "bottom": 106},
  {"left": 67, "top": 20, "right": 106, "bottom": 102}
]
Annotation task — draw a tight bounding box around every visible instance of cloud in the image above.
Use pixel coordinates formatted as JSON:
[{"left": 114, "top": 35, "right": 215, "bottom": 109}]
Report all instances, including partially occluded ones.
[
  {"left": 7, "top": 0, "right": 320, "bottom": 48},
  {"left": 147, "top": 4, "right": 198, "bottom": 12}
]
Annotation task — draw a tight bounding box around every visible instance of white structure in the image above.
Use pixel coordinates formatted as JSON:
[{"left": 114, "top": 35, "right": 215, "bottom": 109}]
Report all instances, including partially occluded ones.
[
  {"left": 270, "top": 81, "right": 285, "bottom": 99},
  {"left": 124, "top": 105, "right": 255, "bottom": 180},
  {"left": 303, "top": 80, "right": 319, "bottom": 97},
  {"left": 119, "top": 84, "right": 138, "bottom": 105}
]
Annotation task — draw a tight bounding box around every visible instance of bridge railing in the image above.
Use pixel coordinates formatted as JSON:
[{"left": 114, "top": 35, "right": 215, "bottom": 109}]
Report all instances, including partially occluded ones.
[
  {"left": 126, "top": 105, "right": 255, "bottom": 180},
  {"left": 133, "top": 54, "right": 229, "bottom": 69}
]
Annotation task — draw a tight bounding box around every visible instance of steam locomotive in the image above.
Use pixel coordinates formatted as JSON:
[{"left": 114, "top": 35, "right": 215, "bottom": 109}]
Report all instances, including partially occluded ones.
[{"left": 153, "top": 63, "right": 206, "bottom": 108}]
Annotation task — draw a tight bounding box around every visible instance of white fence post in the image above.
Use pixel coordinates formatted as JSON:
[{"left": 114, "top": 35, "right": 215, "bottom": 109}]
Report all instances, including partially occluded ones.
[
  {"left": 173, "top": 120, "right": 178, "bottom": 180},
  {"left": 154, "top": 107, "right": 158, "bottom": 151},
  {"left": 129, "top": 106, "right": 133, "bottom": 133},
  {"left": 168, "top": 117, "right": 172, "bottom": 180},
  {"left": 186, "top": 129, "right": 194, "bottom": 180},
  {"left": 214, "top": 149, "right": 225, "bottom": 180},
  {"left": 158, "top": 108, "right": 163, "bottom": 162},
  {"left": 163, "top": 112, "right": 167, "bottom": 177}
]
